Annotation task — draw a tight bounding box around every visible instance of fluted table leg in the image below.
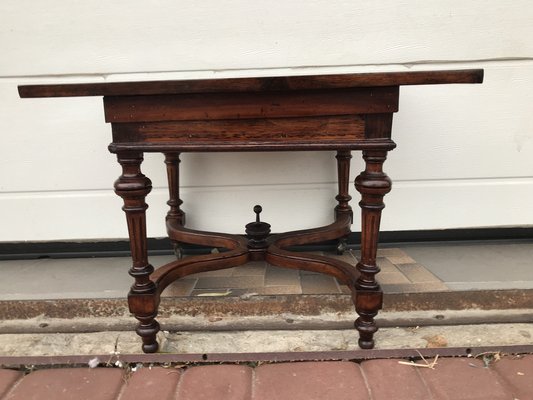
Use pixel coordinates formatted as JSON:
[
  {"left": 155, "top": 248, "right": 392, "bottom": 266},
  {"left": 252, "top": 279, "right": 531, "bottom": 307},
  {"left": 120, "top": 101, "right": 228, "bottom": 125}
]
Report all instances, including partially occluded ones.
[
  {"left": 353, "top": 150, "right": 391, "bottom": 349},
  {"left": 114, "top": 151, "right": 160, "bottom": 353}
]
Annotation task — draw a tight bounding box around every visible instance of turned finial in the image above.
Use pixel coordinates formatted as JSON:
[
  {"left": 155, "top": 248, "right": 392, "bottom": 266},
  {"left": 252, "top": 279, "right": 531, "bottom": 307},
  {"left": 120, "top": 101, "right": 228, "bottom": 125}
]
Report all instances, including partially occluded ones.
[
  {"left": 253, "top": 205, "right": 262, "bottom": 222},
  {"left": 245, "top": 204, "right": 271, "bottom": 250}
]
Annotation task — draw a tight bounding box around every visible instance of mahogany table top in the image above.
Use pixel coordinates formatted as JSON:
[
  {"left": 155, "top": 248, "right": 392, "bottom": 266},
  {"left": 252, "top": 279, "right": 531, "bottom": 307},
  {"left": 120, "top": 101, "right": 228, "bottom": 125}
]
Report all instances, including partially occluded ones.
[{"left": 18, "top": 69, "right": 483, "bottom": 98}]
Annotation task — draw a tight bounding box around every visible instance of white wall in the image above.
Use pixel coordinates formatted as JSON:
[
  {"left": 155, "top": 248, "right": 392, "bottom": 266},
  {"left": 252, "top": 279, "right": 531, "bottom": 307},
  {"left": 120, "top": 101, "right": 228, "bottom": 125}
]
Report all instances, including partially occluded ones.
[{"left": 1, "top": 1, "right": 532, "bottom": 242}]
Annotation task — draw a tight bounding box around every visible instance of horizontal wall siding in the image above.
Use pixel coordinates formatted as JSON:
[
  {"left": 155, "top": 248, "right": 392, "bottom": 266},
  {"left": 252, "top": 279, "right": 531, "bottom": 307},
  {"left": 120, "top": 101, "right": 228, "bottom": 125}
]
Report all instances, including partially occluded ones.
[
  {"left": 2, "top": 179, "right": 532, "bottom": 241},
  {"left": 0, "top": 1, "right": 532, "bottom": 241},
  {"left": 1, "top": 1, "right": 532, "bottom": 76}
]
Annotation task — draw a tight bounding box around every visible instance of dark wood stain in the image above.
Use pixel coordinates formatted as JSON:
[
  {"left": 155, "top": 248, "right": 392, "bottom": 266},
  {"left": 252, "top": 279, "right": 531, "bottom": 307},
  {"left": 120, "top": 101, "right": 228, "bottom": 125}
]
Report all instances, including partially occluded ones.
[
  {"left": 19, "top": 69, "right": 483, "bottom": 97},
  {"left": 18, "top": 69, "right": 483, "bottom": 353}
]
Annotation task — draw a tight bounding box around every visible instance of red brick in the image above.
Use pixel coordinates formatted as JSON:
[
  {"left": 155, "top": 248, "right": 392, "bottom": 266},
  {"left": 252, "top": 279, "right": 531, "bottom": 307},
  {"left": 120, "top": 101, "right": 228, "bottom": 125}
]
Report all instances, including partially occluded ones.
[
  {"left": 418, "top": 358, "right": 509, "bottom": 400},
  {"left": 492, "top": 355, "right": 533, "bottom": 399},
  {"left": 176, "top": 365, "right": 252, "bottom": 400},
  {"left": 361, "top": 359, "right": 430, "bottom": 399},
  {"left": 253, "top": 361, "right": 369, "bottom": 400},
  {"left": 5, "top": 368, "right": 124, "bottom": 400},
  {"left": 119, "top": 367, "right": 181, "bottom": 400},
  {"left": 0, "top": 370, "right": 23, "bottom": 398}
]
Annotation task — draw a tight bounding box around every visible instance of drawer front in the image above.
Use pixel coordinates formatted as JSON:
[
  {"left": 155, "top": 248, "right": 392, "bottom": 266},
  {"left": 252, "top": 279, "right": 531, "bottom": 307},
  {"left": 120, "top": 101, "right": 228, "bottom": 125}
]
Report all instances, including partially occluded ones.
[{"left": 104, "top": 87, "right": 399, "bottom": 123}]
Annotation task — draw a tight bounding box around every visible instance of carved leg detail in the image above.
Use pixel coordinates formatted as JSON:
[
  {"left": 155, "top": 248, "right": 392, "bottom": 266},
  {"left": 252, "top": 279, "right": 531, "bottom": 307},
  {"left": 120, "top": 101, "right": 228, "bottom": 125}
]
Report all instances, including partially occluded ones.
[
  {"left": 115, "top": 151, "right": 160, "bottom": 353},
  {"left": 353, "top": 150, "right": 391, "bottom": 349},
  {"left": 335, "top": 150, "right": 353, "bottom": 254},
  {"left": 164, "top": 153, "right": 186, "bottom": 259},
  {"left": 130, "top": 294, "right": 160, "bottom": 354}
]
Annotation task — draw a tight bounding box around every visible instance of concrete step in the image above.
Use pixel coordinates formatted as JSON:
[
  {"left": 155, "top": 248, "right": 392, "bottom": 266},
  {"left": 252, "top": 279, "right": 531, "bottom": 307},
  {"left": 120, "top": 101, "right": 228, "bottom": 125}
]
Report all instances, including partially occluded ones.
[{"left": 1, "top": 290, "right": 532, "bottom": 334}]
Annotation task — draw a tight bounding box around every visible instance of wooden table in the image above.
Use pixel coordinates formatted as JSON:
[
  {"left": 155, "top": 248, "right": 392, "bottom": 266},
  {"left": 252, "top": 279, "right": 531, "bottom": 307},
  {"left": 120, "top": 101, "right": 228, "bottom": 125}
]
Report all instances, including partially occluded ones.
[{"left": 19, "top": 70, "right": 483, "bottom": 353}]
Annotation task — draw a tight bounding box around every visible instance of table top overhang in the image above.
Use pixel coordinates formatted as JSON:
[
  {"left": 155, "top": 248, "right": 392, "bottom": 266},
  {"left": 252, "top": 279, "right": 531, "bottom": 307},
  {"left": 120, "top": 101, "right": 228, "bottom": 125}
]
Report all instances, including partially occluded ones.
[{"left": 18, "top": 69, "right": 483, "bottom": 98}]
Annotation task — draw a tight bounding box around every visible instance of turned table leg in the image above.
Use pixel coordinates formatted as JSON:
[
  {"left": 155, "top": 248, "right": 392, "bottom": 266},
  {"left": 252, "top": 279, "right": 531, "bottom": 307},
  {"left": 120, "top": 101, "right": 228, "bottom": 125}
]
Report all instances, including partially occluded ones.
[
  {"left": 164, "top": 153, "right": 186, "bottom": 259},
  {"left": 335, "top": 150, "right": 353, "bottom": 254},
  {"left": 114, "top": 151, "right": 160, "bottom": 353},
  {"left": 353, "top": 150, "right": 391, "bottom": 349}
]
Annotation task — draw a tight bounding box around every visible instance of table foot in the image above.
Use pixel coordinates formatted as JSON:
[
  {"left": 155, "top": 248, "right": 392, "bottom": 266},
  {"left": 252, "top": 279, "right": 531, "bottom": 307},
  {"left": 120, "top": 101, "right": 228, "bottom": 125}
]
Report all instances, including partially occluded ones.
[
  {"left": 171, "top": 241, "right": 184, "bottom": 259},
  {"left": 336, "top": 237, "right": 348, "bottom": 255},
  {"left": 355, "top": 314, "right": 378, "bottom": 349},
  {"left": 351, "top": 282, "right": 383, "bottom": 350},
  {"left": 135, "top": 317, "right": 160, "bottom": 353},
  {"left": 128, "top": 289, "right": 161, "bottom": 354},
  {"left": 142, "top": 342, "right": 159, "bottom": 354}
]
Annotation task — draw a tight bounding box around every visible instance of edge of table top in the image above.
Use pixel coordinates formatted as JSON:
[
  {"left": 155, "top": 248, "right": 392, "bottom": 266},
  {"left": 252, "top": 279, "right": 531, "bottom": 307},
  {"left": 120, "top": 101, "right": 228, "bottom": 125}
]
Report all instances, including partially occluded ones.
[{"left": 18, "top": 69, "right": 483, "bottom": 98}]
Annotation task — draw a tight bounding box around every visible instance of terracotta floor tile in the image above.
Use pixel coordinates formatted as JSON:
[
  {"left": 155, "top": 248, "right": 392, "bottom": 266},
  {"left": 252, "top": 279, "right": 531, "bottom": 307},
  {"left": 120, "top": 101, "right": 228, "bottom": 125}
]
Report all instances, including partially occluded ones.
[
  {"left": 376, "top": 248, "right": 409, "bottom": 257},
  {"left": 376, "top": 257, "right": 401, "bottom": 273},
  {"left": 331, "top": 251, "right": 358, "bottom": 265},
  {"left": 119, "top": 367, "right": 181, "bottom": 400},
  {"left": 0, "top": 370, "right": 23, "bottom": 398},
  {"left": 195, "top": 276, "right": 264, "bottom": 289},
  {"left": 491, "top": 355, "right": 533, "bottom": 399},
  {"left": 253, "top": 361, "right": 369, "bottom": 400},
  {"left": 176, "top": 365, "right": 252, "bottom": 400},
  {"left": 418, "top": 358, "right": 509, "bottom": 400},
  {"left": 300, "top": 274, "right": 341, "bottom": 294},
  {"left": 265, "top": 266, "right": 301, "bottom": 286},
  {"left": 386, "top": 255, "right": 416, "bottom": 265},
  {"left": 361, "top": 359, "right": 431, "bottom": 400},
  {"left": 161, "top": 279, "right": 197, "bottom": 297},
  {"left": 397, "top": 263, "right": 443, "bottom": 283},
  {"left": 5, "top": 368, "right": 124, "bottom": 400},
  {"left": 231, "top": 262, "right": 267, "bottom": 276},
  {"left": 376, "top": 271, "right": 411, "bottom": 285}
]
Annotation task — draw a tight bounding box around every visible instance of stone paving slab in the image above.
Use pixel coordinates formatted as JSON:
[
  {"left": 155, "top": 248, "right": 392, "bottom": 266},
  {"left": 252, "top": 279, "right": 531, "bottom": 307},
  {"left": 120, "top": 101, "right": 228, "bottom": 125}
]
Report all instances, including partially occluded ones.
[{"left": 0, "top": 356, "right": 531, "bottom": 399}]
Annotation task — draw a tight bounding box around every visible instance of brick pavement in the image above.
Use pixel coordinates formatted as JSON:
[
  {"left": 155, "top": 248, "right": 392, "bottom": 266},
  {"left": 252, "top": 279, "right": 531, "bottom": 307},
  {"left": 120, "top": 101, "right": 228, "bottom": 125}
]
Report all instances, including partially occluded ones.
[{"left": 0, "top": 355, "right": 531, "bottom": 399}]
